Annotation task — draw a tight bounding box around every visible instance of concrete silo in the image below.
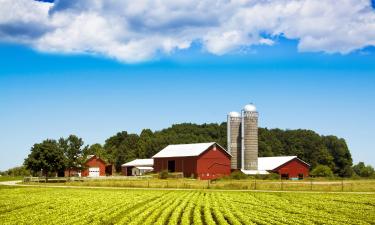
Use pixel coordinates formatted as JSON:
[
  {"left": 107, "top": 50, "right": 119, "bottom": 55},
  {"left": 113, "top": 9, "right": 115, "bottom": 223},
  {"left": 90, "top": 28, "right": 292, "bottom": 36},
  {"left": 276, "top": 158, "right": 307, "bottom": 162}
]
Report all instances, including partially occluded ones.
[
  {"left": 227, "top": 112, "right": 242, "bottom": 169},
  {"left": 241, "top": 104, "right": 258, "bottom": 170}
]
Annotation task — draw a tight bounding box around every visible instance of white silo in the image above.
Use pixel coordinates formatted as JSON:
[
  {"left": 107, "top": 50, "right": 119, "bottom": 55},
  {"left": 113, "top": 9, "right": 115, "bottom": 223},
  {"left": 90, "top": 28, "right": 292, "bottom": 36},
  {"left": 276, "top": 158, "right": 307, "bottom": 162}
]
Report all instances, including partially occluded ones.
[
  {"left": 227, "top": 111, "right": 242, "bottom": 169},
  {"left": 241, "top": 104, "right": 258, "bottom": 170}
]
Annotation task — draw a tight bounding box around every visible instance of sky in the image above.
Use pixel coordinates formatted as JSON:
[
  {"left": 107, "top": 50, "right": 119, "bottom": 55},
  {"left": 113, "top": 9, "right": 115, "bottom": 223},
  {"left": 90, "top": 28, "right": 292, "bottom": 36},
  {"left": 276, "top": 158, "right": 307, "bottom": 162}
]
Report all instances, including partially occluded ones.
[{"left": 0, "top": 0, "right": 375, "bottom": 170}]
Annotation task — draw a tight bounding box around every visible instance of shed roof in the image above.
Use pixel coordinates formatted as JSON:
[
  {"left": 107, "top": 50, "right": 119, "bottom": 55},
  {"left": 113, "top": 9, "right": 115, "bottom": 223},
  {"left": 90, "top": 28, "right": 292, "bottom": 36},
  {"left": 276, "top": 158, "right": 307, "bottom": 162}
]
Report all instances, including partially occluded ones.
[
  {"left": 135, "top": 166, "right": 154, "bottom": 170},
  {"left": 258, "top": 156, "right": 310, "bottom": 171},
  {"left": 152, "top": 142, "right": 229, "bottom": 158},
  {"left": 122, "top": 159, "right": 153, "bottom": 167}
]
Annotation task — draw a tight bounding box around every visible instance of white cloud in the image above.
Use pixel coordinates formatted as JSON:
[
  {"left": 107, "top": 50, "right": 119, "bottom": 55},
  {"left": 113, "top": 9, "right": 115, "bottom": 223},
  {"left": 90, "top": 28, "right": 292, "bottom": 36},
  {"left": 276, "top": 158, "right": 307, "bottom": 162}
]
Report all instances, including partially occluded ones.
[{"left": 0, "top": 0, "right": 374, "bottom": 62}]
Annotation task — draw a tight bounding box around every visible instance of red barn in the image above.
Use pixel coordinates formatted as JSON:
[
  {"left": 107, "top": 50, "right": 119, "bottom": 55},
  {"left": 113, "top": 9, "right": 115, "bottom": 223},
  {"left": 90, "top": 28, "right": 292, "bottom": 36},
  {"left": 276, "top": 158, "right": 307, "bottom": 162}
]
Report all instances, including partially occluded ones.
[
  {"left": 64, "top": 155, "right": 113, "bottom": 177},
  {"left": 153, "top": 142, "right": 231, "bottom": 180},
  {"left": 256, "top": 156, "right": 310, "bottom": 179}
]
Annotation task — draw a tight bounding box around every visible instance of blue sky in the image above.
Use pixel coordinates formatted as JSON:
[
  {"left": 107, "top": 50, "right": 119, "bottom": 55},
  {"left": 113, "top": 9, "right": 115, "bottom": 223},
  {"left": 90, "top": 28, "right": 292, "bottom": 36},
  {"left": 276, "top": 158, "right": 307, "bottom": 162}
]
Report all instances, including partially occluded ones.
[
  {"left": 1, "top": 0, "right": 375, "bottom": 170},
  {"left": 1, "top": 38, "right": 375, "bottom": 170}
]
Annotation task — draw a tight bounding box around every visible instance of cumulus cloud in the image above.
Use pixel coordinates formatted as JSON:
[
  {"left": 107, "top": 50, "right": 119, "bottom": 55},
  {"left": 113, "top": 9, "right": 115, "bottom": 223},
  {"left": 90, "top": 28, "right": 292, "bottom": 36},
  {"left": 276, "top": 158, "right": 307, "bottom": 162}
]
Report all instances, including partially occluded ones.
[{"left": 0, "top": 0, "right": 374, "bottom": 62}]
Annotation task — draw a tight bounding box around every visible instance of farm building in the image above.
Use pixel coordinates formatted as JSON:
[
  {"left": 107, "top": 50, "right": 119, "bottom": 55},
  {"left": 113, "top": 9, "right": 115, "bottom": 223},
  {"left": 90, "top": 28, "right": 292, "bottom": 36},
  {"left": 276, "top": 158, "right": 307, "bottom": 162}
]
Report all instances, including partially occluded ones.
[
  {"left": 64, "top": 155, "right": 113, "bottom": 177},
  {"left": 228, "top": 103, "right": 310, "bottom": 179},
  {"left": 121, "top": 159, "right": 154, "bottom": 176},
  {"left": 241, "top": 156, "right": 310, "bottom": 179},
  {"left": 153, "top": 142, "right": 231, "bottom": 180}
]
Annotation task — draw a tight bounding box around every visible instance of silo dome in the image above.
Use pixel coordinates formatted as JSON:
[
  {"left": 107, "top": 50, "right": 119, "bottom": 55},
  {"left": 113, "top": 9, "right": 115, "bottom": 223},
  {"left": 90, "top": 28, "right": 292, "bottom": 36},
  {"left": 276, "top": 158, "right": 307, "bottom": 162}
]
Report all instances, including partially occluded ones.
[
  {"left": 243, "top": 104, "right": 256, "bottom": 112},
  {"left": 228, "top": 111, "right": 241, "bottom": 117}
]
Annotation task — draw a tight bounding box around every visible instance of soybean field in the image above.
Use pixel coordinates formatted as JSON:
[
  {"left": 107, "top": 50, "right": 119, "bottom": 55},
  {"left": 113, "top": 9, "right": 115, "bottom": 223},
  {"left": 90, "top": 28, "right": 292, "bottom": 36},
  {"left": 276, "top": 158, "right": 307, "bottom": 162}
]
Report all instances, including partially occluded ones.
[{"left": 0, "top": 186, "right": 374, "bottom": 225}]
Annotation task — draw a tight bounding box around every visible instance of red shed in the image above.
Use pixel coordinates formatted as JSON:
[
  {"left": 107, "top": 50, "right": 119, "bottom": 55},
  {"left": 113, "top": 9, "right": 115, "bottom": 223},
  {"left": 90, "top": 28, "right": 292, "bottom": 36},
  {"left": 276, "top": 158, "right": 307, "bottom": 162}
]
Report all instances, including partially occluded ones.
[
  {"left": 65, "top": 155, "right": 112, "bottom": 177},
  {"left": 153, "top": 142, "right": 231, "bottom": 180},
  {"left": 257, "top": 156, "right": 310, "bottom": 179}
]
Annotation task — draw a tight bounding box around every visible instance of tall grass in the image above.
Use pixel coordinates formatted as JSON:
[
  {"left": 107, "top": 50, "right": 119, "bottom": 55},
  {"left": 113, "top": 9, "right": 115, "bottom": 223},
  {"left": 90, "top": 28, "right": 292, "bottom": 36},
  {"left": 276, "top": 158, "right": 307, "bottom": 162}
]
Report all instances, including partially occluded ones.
[{"left": 23, "top": 178, "right": 375, "bottom": 192}]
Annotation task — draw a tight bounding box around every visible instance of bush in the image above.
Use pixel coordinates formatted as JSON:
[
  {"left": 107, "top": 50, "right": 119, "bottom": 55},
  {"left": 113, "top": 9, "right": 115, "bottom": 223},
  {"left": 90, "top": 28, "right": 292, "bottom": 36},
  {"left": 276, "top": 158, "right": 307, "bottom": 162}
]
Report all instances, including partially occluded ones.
[
  {"left": 1, "top": 166, "right": 31, "bottom": 177},
  {"left": 353, "top": 162, "right": 375, "bottom": 178},
  {"left": 254, "top": 172, "right": 280, "bottom": 180},
  {"left": 159, "top": 170, "right": 169, "bottom": 179},
  {"left": 310, "top": 165, "right": 334, "bottom": 177},
  {"left": 230, "top": 170, "right": 248, "bottom": 180}
]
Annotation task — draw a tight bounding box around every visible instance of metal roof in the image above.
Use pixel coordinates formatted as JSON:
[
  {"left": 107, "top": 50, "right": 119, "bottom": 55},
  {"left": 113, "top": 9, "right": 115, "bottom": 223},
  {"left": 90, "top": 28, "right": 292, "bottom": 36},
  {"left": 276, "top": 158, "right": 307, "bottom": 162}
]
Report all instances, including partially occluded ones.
[
  {"left": 241, "top": 156, "right": 309, "bottom": 173},
  {"left": 258, "top": 156, "right": 297, "bottom": 170},
  {"left": 135, "top": 166, "right": 154, "bottom": 170},
  {"left": 241, "top": 170, "right": 270, "bottom": 175},
  {"left": 122, "top": 159, "right": 153, "bottom": 167},
  {"left": 152, "top": 142, "right": 228, "bottom": 158}
]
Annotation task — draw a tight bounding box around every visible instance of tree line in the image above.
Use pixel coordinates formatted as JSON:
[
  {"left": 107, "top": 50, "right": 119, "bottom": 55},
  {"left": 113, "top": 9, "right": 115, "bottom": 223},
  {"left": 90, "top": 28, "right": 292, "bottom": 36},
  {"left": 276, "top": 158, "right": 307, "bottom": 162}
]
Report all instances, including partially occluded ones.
[{"left": 17, "top": 122, "right": 374, "bottom": 178}]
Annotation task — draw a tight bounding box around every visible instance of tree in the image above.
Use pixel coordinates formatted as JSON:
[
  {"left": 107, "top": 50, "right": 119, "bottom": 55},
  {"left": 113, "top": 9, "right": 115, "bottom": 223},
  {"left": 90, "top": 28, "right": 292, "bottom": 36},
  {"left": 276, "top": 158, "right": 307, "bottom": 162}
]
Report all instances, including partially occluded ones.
[
  {"left": 83, "top": 143, "right": 108, "bottom": 160},
  {"left": 59, "top": 135, "right": 85, "bottom": 177},
  {"left": 353, "top": 162, "right": 375, "bottom": 177},
  {"left": 102, "top": 123, "right": 352, "bottom": 176},
  {"left": 1, "top": 166, "right": 30, "bottom": 176},
  {"left": 24, "top": 139, "right": 65, "bottom": 181},
  {"left": 323, "top": 136, "right": 353, "bottom": 177},
  {"left": 310, "top": 165, "right": 334, "bottom": 177}
]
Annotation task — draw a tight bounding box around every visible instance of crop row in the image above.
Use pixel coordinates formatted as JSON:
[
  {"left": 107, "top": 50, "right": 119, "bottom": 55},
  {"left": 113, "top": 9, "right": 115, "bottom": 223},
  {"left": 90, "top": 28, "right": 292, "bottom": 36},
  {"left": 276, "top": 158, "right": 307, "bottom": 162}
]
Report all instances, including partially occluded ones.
[{"left": 0, "top": 187, "right": 374, "bottom": 224}]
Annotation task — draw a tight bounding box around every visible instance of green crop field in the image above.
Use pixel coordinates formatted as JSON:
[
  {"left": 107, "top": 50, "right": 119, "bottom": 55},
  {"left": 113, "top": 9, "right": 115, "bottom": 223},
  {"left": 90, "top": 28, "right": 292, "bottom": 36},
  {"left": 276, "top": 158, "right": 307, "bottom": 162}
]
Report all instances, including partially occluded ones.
[{"left": 0, "top": 186, "right": 374, "bottom": 225}]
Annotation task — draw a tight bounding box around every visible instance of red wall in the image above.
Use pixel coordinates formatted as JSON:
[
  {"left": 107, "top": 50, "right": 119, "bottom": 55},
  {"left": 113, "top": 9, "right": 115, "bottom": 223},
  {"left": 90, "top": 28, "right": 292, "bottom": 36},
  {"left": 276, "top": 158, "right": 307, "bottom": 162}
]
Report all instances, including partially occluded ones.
[
  {"left": 197, "top": 146, "right": 231, "bottom": 180},
  {"left": 81, "top": 156, "right": 107, "bottom": 177},
  {"left": 153, "top": 145, "right": 231, "bottom": 180},
  {"left": 154, "top": 156, "right": 197, "bottom": 177},
  {"left": 273, "top": 158, "right": 309, "bottom": 179}
]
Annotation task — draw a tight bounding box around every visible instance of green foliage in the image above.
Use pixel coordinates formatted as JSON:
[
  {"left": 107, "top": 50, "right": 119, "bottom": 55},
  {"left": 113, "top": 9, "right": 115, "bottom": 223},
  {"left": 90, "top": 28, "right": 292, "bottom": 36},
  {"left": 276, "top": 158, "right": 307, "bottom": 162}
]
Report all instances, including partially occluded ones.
[
  {"left": 83, "top": 143, "right": 108, "bottom": 161},
  {"left": 0, "top": 166, "right": 30, "bottom": 177},
  {"left": 259, "top": 128, "right": 353, "bottom": 177},
  {"left": 104, "top": 123, "right": 227, "bottom": 172},
  {"left": 230, "top": 170, "right": 248, "bottom": 180},
  {"left": 102, "top": 123, "right": 354, "bottom": 175},
  {"left": 1, "top": 187, "right": 375, "bottom": 224},
  {"left": 24, "top": 139, "right": 65, "bottom": 177},
  {"left": 310, "top": 165, "right": 334, "bottom": 177},
  {"left": 353, "top": 162, "right": 375, "bottom": 177},
  {"left": 254, "top": 172, "right": 281, "bottom": 180},
  {"left": 59, "top": 135, "right": 85, "bottom": 176},
  {"left": 159, "top": 170, "right": 169, "bottom": 179},
  {"left": 22, "top": 123, "right": 355, "bottom": 178}
]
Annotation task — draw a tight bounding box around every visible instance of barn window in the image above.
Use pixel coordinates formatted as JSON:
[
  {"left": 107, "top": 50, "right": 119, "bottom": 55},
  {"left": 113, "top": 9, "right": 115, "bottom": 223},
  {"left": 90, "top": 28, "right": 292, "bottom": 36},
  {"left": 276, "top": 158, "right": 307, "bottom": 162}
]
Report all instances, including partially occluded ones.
[
  {"left": 281, "top": 174, "right": 289, "bottom": 180},
  {"left": 298, "top": 174, "right": 304, "bottom": 180}
]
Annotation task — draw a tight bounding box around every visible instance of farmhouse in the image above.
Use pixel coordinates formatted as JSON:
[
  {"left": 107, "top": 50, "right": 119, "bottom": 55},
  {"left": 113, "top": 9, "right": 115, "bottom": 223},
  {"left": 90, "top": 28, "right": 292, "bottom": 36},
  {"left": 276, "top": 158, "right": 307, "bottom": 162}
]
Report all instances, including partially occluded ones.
[
  {"left": 153, "top": 142, "right": 231, "bottom": 180},
  {"left": 121, "top": 159, "right": 154, "bottom": 176},
  {"left": 242, "top": 156, "right": 310, "bottom": 179},
  {"left": 65, "top": 155, "right": 113, "bottom": 177}
]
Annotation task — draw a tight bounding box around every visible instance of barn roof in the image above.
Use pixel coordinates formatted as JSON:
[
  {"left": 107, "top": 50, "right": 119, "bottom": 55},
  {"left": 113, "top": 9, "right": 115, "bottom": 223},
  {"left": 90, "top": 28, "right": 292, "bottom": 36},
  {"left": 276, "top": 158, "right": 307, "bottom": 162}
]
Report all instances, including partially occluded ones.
[
  {"left": 258, "top": 156, "right": 310, "bottom": 170},
  {"left": 122, "top": 159, "right": 153, "bottom": 167},
  {"left": 242, "top": 156, "right": 308, "bottom": 174},
  {"left": 152, "top": 142, "right": 230, "bottom": 158}
]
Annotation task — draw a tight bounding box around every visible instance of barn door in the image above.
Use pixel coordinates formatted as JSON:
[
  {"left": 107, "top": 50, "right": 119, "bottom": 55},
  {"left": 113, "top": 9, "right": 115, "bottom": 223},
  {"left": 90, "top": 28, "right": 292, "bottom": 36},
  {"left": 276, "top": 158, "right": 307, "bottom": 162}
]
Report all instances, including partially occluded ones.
[{"left": 168, "top": 160, "right": 175, "bottom": 172}]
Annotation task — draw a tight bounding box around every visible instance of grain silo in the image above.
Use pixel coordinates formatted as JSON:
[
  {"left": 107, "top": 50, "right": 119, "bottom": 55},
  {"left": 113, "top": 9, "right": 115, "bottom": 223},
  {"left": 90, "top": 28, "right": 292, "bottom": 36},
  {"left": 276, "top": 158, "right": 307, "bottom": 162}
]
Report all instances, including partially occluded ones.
[
  {"left": 227, "top": 112, "right": 242, "bottom": 169},
  {"left": 241, "top": 104, "right": 258, "bottom": 170}
]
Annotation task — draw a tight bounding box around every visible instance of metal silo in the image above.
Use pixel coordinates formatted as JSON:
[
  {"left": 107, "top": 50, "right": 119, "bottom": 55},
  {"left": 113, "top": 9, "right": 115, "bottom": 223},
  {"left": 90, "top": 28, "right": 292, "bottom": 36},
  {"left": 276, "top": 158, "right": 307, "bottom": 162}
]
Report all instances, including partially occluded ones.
[
  {"left": 227, "top": 112, "right": 242, "bottom": 169},
  {"left": 241, "top": 104, "right": 258, "bottom": 170}
]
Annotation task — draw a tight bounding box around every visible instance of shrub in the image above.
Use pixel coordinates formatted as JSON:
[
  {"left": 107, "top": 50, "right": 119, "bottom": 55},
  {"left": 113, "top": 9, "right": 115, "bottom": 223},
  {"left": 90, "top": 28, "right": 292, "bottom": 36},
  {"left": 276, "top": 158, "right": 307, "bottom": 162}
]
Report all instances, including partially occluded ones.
[
  {"left": 353, "top": 162, "right": 375, "bottom": 178},
  {"left": 230, "top": 170, "right": 248, "bottom": 180},
  {"left": 310, "top": 165, "right": 334, "bottom": 177},
  {"left": 159, "top": 170, "right": 169, "bottom": 179}
]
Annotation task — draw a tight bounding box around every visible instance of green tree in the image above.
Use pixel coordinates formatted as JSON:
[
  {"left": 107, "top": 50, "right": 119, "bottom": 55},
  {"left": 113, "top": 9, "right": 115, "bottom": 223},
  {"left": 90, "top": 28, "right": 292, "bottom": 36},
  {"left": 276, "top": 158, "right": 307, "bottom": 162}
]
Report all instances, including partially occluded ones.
[
  {"left": 59, "top": 135, "right": 85, "bottom": 177},
  {"left": 1, "top": 166, "right": 30, "bottom": 176},
  {"left": 24, "top": 139, "right": 65, "bottom": 181},
  {"left": 83, "top": 143, "right": 108, "bottom": 160},
  {"left": 353, "top": 162, "right": 375, "bottom": 177},
  {"left": 310, "top": 165, "right": 334, "bottom": 177}
]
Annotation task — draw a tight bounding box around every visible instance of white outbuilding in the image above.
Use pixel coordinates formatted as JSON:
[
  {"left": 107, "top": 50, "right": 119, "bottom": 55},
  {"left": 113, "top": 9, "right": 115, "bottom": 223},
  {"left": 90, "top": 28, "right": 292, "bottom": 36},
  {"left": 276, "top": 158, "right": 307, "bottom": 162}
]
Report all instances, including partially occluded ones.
[{"left": 121, "top": 159, "right": 154, "bottom": 176}]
